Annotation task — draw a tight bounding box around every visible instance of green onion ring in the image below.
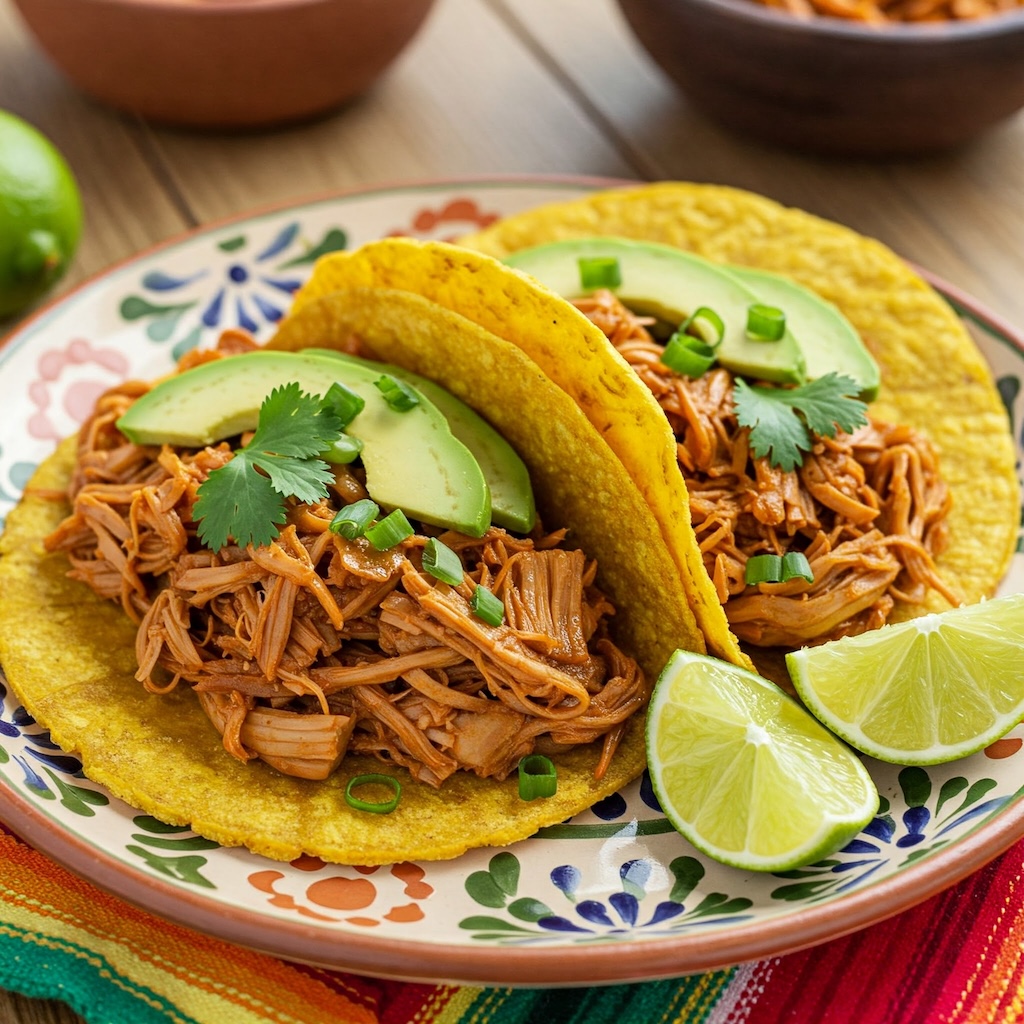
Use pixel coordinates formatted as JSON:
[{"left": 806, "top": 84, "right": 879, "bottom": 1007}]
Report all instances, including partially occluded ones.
[
  {"left": 422, "top": 537, "right": 465, "bottom": 586},
  {"left": 578, "top": 255, "right": 622, "bottom": 291},
  {"left": 345, "top": 773, "right": 402, "bottom": 814},
  {"left": 324, "top": 381, "right": 366, "bottom": 427},
  {"left": 782, "top": 550, "right": 814, "bottom": 583},
  {"left": 470, "top": 584, "right": 506, "bottom": 627},
  {"left": 375, "top": 373, "right": 420, "bottom": 412},
  {"left": 746, "top": 303, "right": 787, "bottom": 342},
  {"left": 661, "top": 332, "right": 717, "bottom": 378},
  {"left": 365, "top": 508, "right": 414, "bottom": 550},
  {"left": 745, "top": 553, "right": 783, "bottom": 586},
  {"left": 322, "top": 433, "right": 364, "bottom": 465},
  {"left": 518, "top": 754, "right": 558, "bottom": 800},
  {"left": 682, "top": 306, "right": 725, "bottom": 348},
  {"left": 329, "top": 498, "right": 379, "bottom": 539}
]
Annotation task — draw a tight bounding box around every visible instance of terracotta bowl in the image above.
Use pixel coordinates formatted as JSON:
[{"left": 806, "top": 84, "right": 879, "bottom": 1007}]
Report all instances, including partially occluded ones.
[
  {"left": 615, "top": 0, "right": 1024, "bottom": 156},
  {"left": 11, "top": 0, "right": 437, "bottom": 129}
]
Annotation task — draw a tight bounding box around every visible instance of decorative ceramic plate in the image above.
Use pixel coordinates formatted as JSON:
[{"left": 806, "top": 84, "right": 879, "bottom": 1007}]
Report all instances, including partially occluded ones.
[{"left": 0, "top": 178, "right": 1022, "bottom": 987}]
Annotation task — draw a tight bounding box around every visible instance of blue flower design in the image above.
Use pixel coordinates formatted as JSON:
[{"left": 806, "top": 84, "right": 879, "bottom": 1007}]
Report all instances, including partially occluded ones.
[
  {"left": 771, "top": 766, "right": 1011, "bottom": 902},
  {"left": 117, "top": 222, "right": 347, "bottom": 360},
  {"left": 461, "top": 851, "right": 752, "bottom": 944}
]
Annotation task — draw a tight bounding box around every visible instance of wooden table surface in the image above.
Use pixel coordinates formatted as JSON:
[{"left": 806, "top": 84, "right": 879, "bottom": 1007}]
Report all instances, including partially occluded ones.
[{"left": 2, "top": 0, "right": 1023, "bottom": 1020}]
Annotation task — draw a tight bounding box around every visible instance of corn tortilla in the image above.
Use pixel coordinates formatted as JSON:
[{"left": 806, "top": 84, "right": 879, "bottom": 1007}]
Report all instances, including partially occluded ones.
[
  {"left": 280, "top": 238, "right": 751, "bottom": 670},
  {"left": 0, "top": 280, "right": 704, "bottom": 864},
  {"left": 268, "top": 287, "right": 704, "bottom": 679},
  {"left": 459, "top": 182, "right": 1018, "bottom": 646}
]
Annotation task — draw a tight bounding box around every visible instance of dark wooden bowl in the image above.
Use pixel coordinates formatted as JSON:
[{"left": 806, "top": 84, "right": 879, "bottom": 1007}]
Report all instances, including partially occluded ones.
[
  {"left": 616, "top": 0, "right": 1024, "bottom": 156},
  {"left": 11, "top": 0, "right": 436, "bottom": 129}
]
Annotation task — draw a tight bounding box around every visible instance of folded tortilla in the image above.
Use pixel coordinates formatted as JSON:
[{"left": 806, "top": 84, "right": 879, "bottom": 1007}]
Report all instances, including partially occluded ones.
[
  {"left": 0, "top": 261, "right": 706, "bottom": 864},
  {"left": 458, "top": 182, "right": 1019, "bottom": 659}
]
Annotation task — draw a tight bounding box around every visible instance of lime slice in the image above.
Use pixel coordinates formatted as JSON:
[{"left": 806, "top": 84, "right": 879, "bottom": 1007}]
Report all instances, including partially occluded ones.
[
  {"left": 646, "top": 649, "right": 878, "bottom": 872},
  {"left": 787, "top": 593, "right": 1024, "bottom": 765}
]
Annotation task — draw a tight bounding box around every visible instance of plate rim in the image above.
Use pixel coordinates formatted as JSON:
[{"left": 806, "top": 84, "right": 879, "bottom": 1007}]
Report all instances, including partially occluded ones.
[{"left": 1, "top": 174, "right": 1022, "bottom": 986}]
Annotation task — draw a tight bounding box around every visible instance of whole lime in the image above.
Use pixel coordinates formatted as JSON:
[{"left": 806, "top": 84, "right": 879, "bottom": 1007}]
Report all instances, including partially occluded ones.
[{"left": 0, "top": 110, "right": 83, "bottom": 320}]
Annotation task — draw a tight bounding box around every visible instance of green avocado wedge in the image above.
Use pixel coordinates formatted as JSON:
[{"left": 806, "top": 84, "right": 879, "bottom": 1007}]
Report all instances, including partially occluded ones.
[
  {"left": 303, "top": 349, "right": 536, "bottom": 534},
  {"left": 726, "top": 264, "right": 880, "bottom": 400},
  {"left": 116, "top": 349, "right": 492, "bottom": 537},
  {"left": 505, "top": 237, "right": 807, "bottom": 386}
]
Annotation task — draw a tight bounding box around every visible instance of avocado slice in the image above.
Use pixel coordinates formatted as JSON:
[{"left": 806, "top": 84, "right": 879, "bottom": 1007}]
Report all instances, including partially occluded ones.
[
  {"left": 505, "top": 237, "right": 807, "bottom": 386},
  {"left": 303, "top": 349, "right": 536, "bottom": 534},
  {"left": 726, "top": 265, "right": 880, "bottom": 400},
  {"left": 116, "top": 350, "right": 491, "bottom": 537}
]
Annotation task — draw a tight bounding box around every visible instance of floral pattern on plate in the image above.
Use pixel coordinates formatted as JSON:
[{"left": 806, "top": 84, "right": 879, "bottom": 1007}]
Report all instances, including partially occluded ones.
[{"left": 0, "top": 180, "right": 1022, "bottom": 981}]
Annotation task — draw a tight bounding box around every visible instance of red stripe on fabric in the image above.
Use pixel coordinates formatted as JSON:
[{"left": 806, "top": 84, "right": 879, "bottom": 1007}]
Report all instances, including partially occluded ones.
[
  {"left": 759, "top": 921, "right": 879, "bottom": 1022},
  {"left": 378, "top": 980, "right": 455, "bottom": 1024},
  {"left": 228, "top": 960, "right": 448, "bottom": 1024},
  {"left": 895, "top": 869, "right": 998, "bottom": 1024},
  {"left": 931, "top": 843, "right": 1024, "bottom": 1023},
  {"left": 746, "top": 846, "right": 1019, "bottom": 1023},
  {"left": 289, "top": 963, "right": 387, "bottom": 1012}
]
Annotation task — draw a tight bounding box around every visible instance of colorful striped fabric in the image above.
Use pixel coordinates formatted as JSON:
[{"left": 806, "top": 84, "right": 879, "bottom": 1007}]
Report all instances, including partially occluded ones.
[{"left": 2, "top": 823, "right": 1022, "bottom": 1024}]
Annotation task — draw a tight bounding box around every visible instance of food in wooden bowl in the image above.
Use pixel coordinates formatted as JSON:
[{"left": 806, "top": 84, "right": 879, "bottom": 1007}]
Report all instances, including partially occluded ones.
[
  {"left": 10, "top": 0, "right": 437, "bottom": 128},
  {"left": 615, "top": 0, "right": 1024, "bottom": 155}
]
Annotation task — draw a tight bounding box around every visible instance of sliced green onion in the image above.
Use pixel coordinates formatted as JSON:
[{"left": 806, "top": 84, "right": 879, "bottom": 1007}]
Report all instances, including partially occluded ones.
[
  {"left": 661, "top": 332, "right": 717, "bottom": 378},
  {"left": 345, "top": 773, "right": 401, "bottom": 814},
  {"left": 323, "top": 381, "right": 365, "bottom": 427},
  {"left": 781, "top": 550, "right": 814, "bottom": 583},
  {"left": 329, "top": 498, "right": 379, "bottom": 539},
  {"left": 322, "top": 433, "right": 364, "bottom": 465},
  {"left": 470, "top": 584, "right": 505, "bottom": 627},
  {"left": 681, "top": 306, "right": 725, "bottom": 348},
  {"left": 578, "top": 255, "right": 622, "bottom": 291},
  {"left": 375, "top": 374, "right": 420, "bottom": 412},
  {"left": 746, "top": 303, "right": 786, "bottom": 342},
  {"left": 365, "top": 508, "right": 414, "bottom": 550},
  {"left": 518, "top": 754, "right": 557, "bottom": 800},
  {"left": 422, "top": 537, "right": 465, "bottom": 586},
  {"left": 745, "top": 553, "right": 783, "bottom": 586}
]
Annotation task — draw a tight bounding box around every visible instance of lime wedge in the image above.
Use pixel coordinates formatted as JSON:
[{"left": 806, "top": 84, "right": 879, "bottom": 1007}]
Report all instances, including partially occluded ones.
[
  {"left": 787, "top": 593, "right": 1024, "bottom": 766},
  {"left": 646, "top": 650, "right": 878, "bottom": 872}
]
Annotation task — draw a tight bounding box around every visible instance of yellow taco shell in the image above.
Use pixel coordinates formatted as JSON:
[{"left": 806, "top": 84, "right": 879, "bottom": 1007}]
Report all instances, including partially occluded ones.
[
  {"left": 0, "top": 269, "right": 704, "bottom": 863},
  {"left": 461, "top": 182, "right": 1019, "bottom": 641}
]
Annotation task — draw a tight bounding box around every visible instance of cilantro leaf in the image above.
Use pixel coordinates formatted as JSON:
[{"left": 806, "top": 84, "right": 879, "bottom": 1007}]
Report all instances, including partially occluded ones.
[
  {"left": 247, "top": 451, "right": 337, "bottom": 503},
  {"left": 734, "top": 372, "right": 869, "bottom": 473},
  {"left": 784, "top": 374, "right": 868, "bottom": 438},
  {"left": 194, "top": 456, "right": 286, "bottom": 551},
  {"left": 734, "top": 380, "right": 813, "bottom": 472},
  {"left": 248, "top": 383, "right": 344, "bottom": 458},
  {"left": 193, "top": 383, "right": 345, "bottom": 551}
]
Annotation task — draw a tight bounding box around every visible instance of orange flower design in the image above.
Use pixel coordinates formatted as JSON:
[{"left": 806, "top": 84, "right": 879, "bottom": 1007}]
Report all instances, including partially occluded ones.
[
  {"left": 247, "top": 857, "right": 435, "bottom": 927},
  {"left": 389, "top": 197, "right": 499, "bottom": 241}
]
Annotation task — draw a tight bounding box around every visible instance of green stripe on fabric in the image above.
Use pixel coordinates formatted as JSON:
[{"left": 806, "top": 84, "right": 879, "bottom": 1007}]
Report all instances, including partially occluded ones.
[
  {"left": 0, "top": 924, "right": 204, "bottom": 1024},
  {"left": 534, "top": 819, "right": 677, "bottom": 840},
  {"left": 448, "top": 971, "right": 737, "bottom": 1024}
]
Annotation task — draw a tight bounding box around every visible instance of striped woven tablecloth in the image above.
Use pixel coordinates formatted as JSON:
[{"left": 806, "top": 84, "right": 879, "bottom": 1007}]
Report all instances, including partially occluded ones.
[{"left": 1, "top": 825, "right": 1022, "bottom": 1024}]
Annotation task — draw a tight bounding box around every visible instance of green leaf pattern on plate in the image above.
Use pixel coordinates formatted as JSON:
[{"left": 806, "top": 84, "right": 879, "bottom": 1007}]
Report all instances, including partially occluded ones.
[{"left": 0, "top": 185, "right": 1021, "bottom": 960}]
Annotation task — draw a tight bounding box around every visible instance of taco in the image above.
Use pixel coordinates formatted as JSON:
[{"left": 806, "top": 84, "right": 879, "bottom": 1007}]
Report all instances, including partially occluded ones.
[
  {"left": 284, "top": 183, "right": 1018, "bottom": 676},
  {"left": 460, "top": 183, "right": 1020, "bottom": 667},
  {"left": 0, "top": 244, "right": 709, "bottom": 865}
]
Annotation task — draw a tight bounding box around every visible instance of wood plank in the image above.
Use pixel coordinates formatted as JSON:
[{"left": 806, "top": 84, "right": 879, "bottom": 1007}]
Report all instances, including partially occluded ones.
[
  {"left": 497, "top": 0, "right": 1024, "bottom": 328},
  {"left": 0, "top": 2, "right": 189, "bottom": 313},
  {"left": 1, "top": 10, "right": 176, "bottom": 1024},
  {"left": 142, "top": 0, "right": 637, "bottom": 223},
  {"left": 0, "top": 990, "right": 82, "bottom": 1024}
]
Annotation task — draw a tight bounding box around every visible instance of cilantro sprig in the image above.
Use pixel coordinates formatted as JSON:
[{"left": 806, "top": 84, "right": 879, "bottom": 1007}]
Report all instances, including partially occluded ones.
[
  {"left": 733, "top": 372, "right": 869, "bottom": 472},
  {"left": 193, "top": 383, "right": 344, "bottom": 550}
]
